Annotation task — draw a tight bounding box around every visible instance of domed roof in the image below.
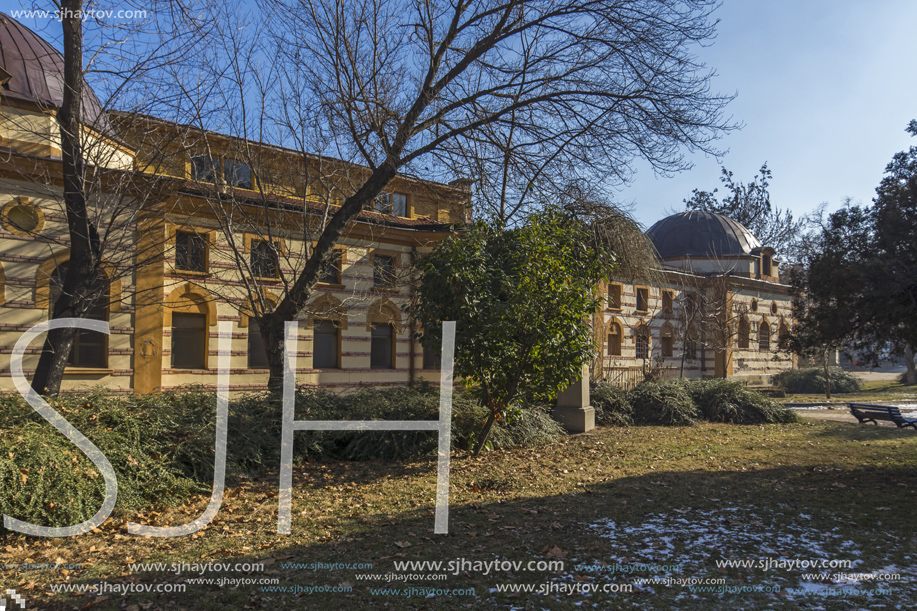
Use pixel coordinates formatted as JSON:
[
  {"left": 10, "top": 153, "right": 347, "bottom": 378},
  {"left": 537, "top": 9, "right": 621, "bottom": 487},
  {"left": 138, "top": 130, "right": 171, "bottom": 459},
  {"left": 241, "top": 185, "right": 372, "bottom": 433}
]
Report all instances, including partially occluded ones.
[
  {"left": 0, "top": 13, "right": 112, "bottom": 136},
  {"left": 647, "top": 210, "right": 762, "bottom": 259}
]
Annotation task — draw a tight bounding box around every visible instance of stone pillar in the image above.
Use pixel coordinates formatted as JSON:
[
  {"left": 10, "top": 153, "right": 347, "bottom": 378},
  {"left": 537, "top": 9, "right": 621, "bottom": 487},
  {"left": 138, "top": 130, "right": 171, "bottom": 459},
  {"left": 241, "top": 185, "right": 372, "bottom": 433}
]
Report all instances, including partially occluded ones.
[{"left": 552, "top": 364, "right": 595, "bottom": 433}]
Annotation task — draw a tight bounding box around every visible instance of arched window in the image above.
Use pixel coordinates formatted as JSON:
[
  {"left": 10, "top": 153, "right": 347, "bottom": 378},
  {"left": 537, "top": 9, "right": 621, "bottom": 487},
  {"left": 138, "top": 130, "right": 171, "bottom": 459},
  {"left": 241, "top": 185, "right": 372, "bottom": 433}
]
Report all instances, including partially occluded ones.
[
  {"left": 659, "top": 323, "right": 674, "bottom": 358},
  {"left": 737, "top": 316, "right": 750, "bottom": 349},
  {"left": 759, "top": 319, "right": 771, "bottom": 351},
  {"left": 48, "top": 263, "right": 108, "bottom": 368},
  {"left": 685, "top": 324, "right": 699, "bottom": 361},
  {"left": 607, "top": 319, "right": 622, "bottom": 356},
  {"left": 367, "top": 299, "right": 401, "bottom": 370},
  {"left": 165, "top": 285, "right": 216, "bottom": 370},
  {"left": 778, "top": 318, "right": 790, "bottom": 351},
  {"left": 635, "top": 324, "right": 650, "bottom": 360}
]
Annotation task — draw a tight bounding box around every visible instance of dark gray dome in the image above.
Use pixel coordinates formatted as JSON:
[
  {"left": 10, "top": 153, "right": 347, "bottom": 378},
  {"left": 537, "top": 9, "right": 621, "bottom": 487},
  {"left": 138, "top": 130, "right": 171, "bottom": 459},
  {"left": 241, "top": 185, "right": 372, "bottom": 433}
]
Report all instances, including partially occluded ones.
[
  {"left": 0, "top": 13, "right": 112, "bottom": 136},
  {"left": 647, "top": 210, "right": 761, "bottom": 259}
]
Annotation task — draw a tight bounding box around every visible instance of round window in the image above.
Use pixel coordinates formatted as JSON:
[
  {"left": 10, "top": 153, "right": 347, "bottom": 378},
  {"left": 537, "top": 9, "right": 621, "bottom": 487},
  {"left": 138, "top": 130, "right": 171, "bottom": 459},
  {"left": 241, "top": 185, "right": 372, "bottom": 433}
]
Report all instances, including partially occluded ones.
[
  {"left": 2, "top": 200, "right": 43, "bottom": 235},
  {"left": 771, "top": 302, "right": 778, "bottom": 315},
  {"left": 750, "top": 298, "right": 758, "bottom": 312}
]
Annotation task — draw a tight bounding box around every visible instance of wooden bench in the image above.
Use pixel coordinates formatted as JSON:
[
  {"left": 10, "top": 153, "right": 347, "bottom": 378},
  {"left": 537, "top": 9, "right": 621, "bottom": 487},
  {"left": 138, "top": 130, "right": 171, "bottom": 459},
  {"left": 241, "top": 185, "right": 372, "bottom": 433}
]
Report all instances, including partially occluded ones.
[{"left": 848, "top": 403, "right": 917, "bottom": 429}]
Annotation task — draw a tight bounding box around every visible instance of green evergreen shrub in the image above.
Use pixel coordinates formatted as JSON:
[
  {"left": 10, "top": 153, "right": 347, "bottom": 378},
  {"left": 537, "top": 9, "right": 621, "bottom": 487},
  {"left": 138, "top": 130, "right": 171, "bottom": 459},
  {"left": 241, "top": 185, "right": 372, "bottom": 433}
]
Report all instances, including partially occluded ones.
[
  {"left": 627, "top": 381, "right": 699, "bottom": 426},
  {"left": 590, "top": 382, "right": 633, "bottom": 426},
  {"left": 685, "top": 378, "right": 799, "bottom": 424},
  {"left": 773, "top": 367, "right": 861, "bottom": 394}
]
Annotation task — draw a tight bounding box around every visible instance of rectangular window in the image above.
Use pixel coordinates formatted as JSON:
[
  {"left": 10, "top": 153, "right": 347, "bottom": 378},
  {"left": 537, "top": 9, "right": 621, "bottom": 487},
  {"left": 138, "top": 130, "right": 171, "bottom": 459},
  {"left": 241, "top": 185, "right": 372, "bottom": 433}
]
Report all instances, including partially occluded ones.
[
  {"left": 247, "top": 320, "right": 270, "bottom": 369},
  {"left": 422, "top": 342, "right": 442, "bottom": 369},
  {"left": 607, "top": 323, "right": 622, "bottom": 356},
  {"left": 636, "top": 287, "right": 649, "bottom": 313},
  {"left": 318, "top": 250, "right": 342, "bottom": 285},
  {"left": 370, "top": 324, "right": 394, "bottom": 368},
  {"left": 313, "top": 320, "right": 339, "bottom": 368},
  {"left": 374, "top": 193, "right": 392, "bottom": 214},
  {"left": 607, "top": 283, "right": 622, "bottom": 310},
  {"left": 224, "top": 160, "right": 252, "bottom": 189},
  {"left": 171, "top": 312, "right": 207, "bottom": 369},
  {"left": 662, "top": 291, "right": 674, "bottom": 316},
  {"left": 70, "top": 297, "right": 107, "bottom": 368},
  {"left": 175, "top": 231, "right": 208, "bottom": 273},
  {"left": 373, "top": 254, "right": 396, "bottom": 288},
  {"left": 636, "top": 330, "right": 649, "bottom": 359},
  {"left": 190, "top": 155, "right": 218, "bottom": 183},
  {"left": 661, "top": 333, "right": 674, "bottom": 358},
  {"left": 392, "top": 193, "right": 408, "bottom": 217},
  {"left": 251, "top": 240, "right": 279, "bottom": 278}
]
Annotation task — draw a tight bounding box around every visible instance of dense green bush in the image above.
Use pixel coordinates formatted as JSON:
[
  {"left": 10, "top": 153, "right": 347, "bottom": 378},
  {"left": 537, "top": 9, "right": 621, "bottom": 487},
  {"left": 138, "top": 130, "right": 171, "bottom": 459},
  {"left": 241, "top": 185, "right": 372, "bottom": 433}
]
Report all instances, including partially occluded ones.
[
  {"left": 1, "top": 384, "right": 562, "bottom": 530},
  {"left": 591, "top": 379, "right": 798, "bottom": 427},
  {"left": 591, "top": 382, "right": 633, "bottom": 426},
  {"left": 627, "top": 381, "right": 699, "bottom": 426},
  {"left": 773, "top": 367, "right": 861, "bottom": 394},
  {"left": 685, "top": 378, "right": 799, "bottom": 424}
]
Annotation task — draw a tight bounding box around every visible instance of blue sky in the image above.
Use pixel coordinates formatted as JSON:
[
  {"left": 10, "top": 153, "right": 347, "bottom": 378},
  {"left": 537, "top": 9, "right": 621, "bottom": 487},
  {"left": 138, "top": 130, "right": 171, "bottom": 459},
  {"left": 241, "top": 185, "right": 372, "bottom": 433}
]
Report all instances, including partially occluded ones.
[
  {"left": 6, "top": 1, "right": 916, "bottom": 231},
  {"left": 619, "top": 0, "right": 917, "bottom": 227}
]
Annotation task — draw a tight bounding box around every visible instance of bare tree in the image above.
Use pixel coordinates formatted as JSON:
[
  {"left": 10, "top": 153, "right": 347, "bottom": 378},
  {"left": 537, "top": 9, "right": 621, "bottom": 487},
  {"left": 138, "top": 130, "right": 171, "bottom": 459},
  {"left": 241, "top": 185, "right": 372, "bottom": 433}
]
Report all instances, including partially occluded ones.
[
  {"left": 9, "top": 0, "right": 217, "bottom": 393},
  {"left": 140, "top": 0, "right": 735, "bottom": 390}
]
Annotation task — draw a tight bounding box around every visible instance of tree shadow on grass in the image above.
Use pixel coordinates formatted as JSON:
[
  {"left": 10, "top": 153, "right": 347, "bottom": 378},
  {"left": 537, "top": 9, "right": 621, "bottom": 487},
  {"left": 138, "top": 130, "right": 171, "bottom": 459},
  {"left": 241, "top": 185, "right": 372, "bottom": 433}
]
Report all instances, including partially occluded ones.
[{"left": 34, "top": 457, "right": 917, "bottom": 611}]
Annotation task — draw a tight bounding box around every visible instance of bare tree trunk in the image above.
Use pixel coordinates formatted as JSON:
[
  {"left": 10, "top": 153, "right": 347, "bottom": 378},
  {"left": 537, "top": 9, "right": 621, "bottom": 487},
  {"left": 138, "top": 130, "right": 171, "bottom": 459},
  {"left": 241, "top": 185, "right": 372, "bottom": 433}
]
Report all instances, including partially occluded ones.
[
  {"left": 904, "top": 344, "right": 916, "bottom": 385},
  {"left": 31, "top": 0, "right": 102, "bottom": 395},
  {"left": 472, "top": 410, "right": 499, "bottom": 457},
  {"left": 823, "top": 348, "right": 832, "bottom": 400}
]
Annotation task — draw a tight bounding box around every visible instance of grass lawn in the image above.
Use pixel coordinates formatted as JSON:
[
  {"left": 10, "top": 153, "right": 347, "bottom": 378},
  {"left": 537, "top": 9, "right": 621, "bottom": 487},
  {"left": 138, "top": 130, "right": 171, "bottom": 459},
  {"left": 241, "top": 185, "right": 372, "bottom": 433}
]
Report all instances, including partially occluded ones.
[
  {"left": 2, "top": 417, "right": 916, "bottom": 610},
  {"left": 779, "top": 380, "right": 917, "bottom": 406}
]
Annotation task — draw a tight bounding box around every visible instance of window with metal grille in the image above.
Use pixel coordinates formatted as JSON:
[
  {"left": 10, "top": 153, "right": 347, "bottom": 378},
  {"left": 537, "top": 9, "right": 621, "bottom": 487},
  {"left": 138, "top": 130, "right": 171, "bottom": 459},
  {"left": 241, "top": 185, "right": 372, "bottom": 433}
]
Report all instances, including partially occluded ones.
[{"left": 635, "top": 326, "right": 649, "bottom": 359}]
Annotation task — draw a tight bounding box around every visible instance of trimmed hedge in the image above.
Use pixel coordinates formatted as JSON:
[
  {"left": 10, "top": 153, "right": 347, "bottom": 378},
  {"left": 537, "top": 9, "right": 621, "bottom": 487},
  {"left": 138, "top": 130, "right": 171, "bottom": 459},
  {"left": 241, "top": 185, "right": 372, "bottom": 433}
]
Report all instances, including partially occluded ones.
[
  {"left": 772, "top": 367, "right": 861, "bottom": 394},
  {"left": 0, "top": 384, "right": 563, "bottom": 531},
  {"left": 590, "top": 378, "right": 799, "bottom": 427}
]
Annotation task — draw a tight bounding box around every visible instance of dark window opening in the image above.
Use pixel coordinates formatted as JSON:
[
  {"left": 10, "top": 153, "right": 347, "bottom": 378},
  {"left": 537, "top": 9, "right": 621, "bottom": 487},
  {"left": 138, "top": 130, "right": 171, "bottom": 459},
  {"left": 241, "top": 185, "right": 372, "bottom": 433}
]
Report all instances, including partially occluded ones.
[
  {"left": 738, "top": 317, "right": 750, "bottom": 349},
  {"left": 224, "top": 160, "right": 252, "bottom": 189},
  {"left": 171, "top": 312, "right": 207, "bottom": 369},
  {"left": 319, "top": 250, "right": 342, "bottom": 285},
  {"left": 313, "top": 320, "right": 339, "bottom": 369},
  {"left": 607, "top": 284, "right": 622, "bottom": 310},
  {"left": 422, "top": 342, "right": 442, "bottom": 369},
  {"left": 374, "top": 193, "right": 392, "bottom": 214},
  {"left": 251, "top": 240, "right": 279, "bottom": 278},
  {"left": 759, "top": 320, "right": 771, "bottom": 351},
  {"left": 636, "top": 288, "right": 649, "bottom": 312},
  {"left": 175, "top": 231, "right": 208, "bottom": 273},
  {"left": 392, "top": 193, "right": 407, "bottom": 217},
  {"left": 370, "top": 324, "right": 394, "bottom": 368},
  {"left": 373, "top": 254, "right": 396, "bottom": 288},
  {"left": 49, "top": 263, "right": 108, "bottom": 368},
  {"left": 191, "top": 155, "right": 218, "bottom": 183},
  {"left": 635, "top": 327, "right": 649, "bottom": 360},
  {"left": 247, "top": 320, "right": 270, "bottom": 369},
  {"left": 660, "top": 327, "right": 674, "bottom": 357}
]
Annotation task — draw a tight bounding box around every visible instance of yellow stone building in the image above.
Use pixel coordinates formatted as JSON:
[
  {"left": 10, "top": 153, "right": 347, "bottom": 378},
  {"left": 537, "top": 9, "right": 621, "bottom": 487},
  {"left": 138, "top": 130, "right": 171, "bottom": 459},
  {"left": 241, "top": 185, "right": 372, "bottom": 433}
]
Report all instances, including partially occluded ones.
[
  {"left": 0, "top": 14, "right": 467, "bottom": 395},
  {"left": 597, "top": 210, "right": 795, "bottom": 388}
]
